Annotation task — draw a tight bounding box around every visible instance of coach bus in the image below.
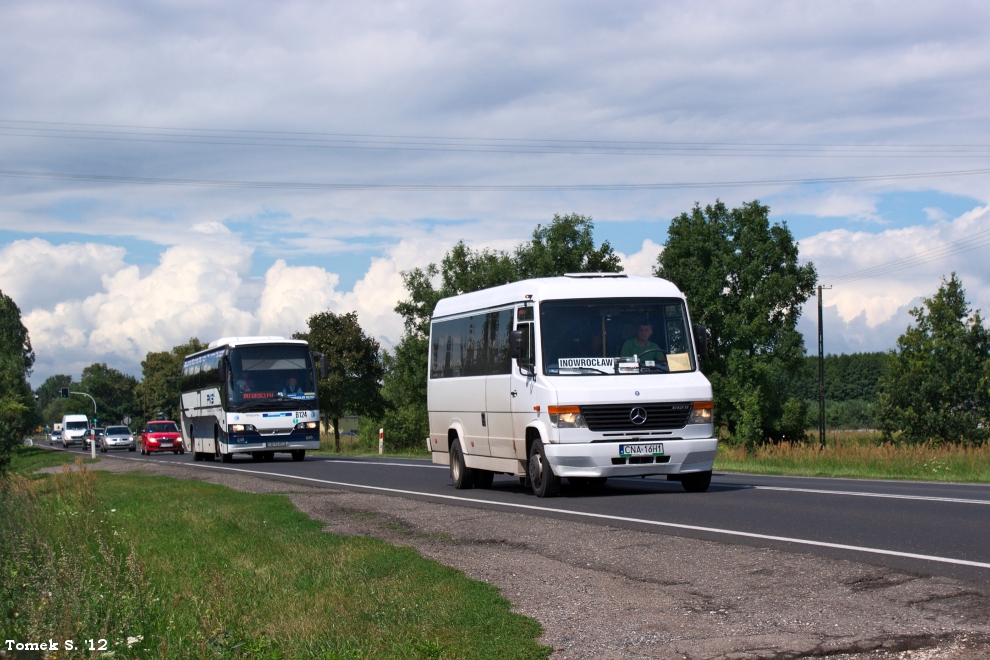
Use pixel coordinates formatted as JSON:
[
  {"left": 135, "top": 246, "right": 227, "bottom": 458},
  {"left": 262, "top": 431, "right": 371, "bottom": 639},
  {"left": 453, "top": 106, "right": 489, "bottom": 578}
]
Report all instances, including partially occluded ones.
[
  {"left": 180, "top": 336, "right": 325, "bottom": 463},
  {"left": 427, "top": 274, "right": 717, "bottom": 497}
]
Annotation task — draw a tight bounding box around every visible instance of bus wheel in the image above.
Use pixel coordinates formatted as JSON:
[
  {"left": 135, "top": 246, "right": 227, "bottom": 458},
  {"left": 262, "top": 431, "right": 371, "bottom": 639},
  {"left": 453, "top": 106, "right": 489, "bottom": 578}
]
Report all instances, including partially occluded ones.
[
  {"left": 473, "top": 469, "right": 494, "bottom": 488},
  {"left": 528, "top": 439, "right": 560, "bottom": 498},
  {"left": 221, "top": 452, "right": 233, "bottom": 463},
  {"left": 251, "top": 452, "right": 263, "bottom": 462},
  {"left": 680, "top": 471, "right": 712, "bottom": 493},
  {"left": 264, "top": 451, "right": 275, "bottom": 462},
  {"left": 449, "top": 439, "right": 474, "bottom": 489},
  {"left": 291, "top": 450, "right": 305, "bottom": 462}
]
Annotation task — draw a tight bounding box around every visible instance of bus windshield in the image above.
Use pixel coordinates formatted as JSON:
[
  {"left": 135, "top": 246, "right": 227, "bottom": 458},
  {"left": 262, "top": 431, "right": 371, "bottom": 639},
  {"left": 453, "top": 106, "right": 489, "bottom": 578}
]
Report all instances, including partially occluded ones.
[
  {"left": 540, "top": 298, "right": 695, "bottom": 375},
  {"left": 227, "top": 344, "right": 317, "bottom": 409}
]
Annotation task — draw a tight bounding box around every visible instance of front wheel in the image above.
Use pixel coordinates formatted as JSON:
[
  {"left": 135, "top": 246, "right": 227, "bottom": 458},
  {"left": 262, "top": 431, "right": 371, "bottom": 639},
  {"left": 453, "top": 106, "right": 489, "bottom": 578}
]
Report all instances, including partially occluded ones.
[
  {"left": 291, "top": 450, "right": 305, "bottom": 462},
  {"left": 220, "top": 452, "right": 233, "bottom": 463},
  {"left": 473, "top": 469, "right": 495, "bottom": 488},
  {"left": 680, "top": 470, "right": 712, "bottom": 493},
  {"left": 449, "top": 439, "right": 474, "bottom": 489},
  {"left": 528, "top": 439, "right": 560, "bottom": 498}
]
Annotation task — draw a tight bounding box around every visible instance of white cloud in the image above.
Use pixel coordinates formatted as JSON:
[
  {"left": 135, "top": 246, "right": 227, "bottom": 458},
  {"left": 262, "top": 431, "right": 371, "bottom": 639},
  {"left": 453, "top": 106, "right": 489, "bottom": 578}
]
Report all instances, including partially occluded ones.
[
  {"left": 618, "top": 239, "right": 662, "bottom": 277},
  {"left": 0, "top": 238, "right": 127, "bottom": 312},
  {"left": 796, "top": 204, "right": 990, "bottom": 352}
]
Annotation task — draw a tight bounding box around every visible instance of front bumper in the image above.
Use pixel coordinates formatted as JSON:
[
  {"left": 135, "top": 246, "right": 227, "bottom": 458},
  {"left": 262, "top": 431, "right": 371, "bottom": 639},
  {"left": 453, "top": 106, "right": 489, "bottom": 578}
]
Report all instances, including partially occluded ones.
[
  {"left": 225, "top": 430, "right": 319, "bottom": 453},
  {"left": 542, "top": 437, "right": 718, "bottom": 477},
  {"left": 105, "top": 438, "right": 135, "bottom": 449}
]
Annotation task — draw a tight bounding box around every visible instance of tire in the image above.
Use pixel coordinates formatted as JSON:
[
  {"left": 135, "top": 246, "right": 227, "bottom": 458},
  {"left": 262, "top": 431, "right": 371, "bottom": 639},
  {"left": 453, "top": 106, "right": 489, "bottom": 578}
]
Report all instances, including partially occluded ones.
[
  {"left": 193, "top": 451, "right": 202, "bottom": 461},
  {"left": 449, "top": 439, "right": 474, "bottom": 489},
  {"left": 251, "top": 452, "right": 263, "bottom": 462},
  {"left": 680, "top": 470, "right": 712, "bottom": 493},
  {"left": 129, "top": 446, "right": 136, "bottom": 452},
  {"left": 179, "top": 449, "right": 185, "bottom": 455},
  {"left": 173, "top": 450, "right": 179, "bottom": 455},
  {"left": 473, "top": 469, "right": 495, "bottom": 488},
  {"left": 291, "top": 450, "right": 305, "bottom": 462},
  {"left": 220, "top": 451, "right": 233, "bottom": 463},
  {"left": 264, "top": 451, "right": 275, "bottom": 462},
  {"left": 528, "top": 439, "right": 560, "bottom": 498}
]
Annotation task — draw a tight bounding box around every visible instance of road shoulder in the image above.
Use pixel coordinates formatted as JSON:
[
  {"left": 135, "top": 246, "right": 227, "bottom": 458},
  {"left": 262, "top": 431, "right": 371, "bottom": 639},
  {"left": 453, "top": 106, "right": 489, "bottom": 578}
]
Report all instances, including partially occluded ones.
[{"left": 90, "top": 456, "right": 990, "bottom": 659}]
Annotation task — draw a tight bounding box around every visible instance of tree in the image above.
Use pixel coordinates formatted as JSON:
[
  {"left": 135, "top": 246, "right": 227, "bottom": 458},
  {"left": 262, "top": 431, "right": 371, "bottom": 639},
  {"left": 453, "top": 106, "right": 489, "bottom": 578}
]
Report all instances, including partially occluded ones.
[
  {"left": 35, "top": 374, "right": 73, "bottom": 412},
  {"left": 78, "top": 363, "right": 139, "bottom": 426},
  {"left": 295, "top": 311, "right": 387, "bottom": 450},
  {"left": 515, "top": 213, "right": 622, "bottom": 277},
  {"left": 876, "top": 274, "right": 990, "bottom": 444},
  {"left": 385, "top": 213, "right": 622, "bottom": 446},
  {"left": 0, "top": 290, "right": 36, "bottom": 474},
  {"left": 655, "top": 200, "right": 817, "bottom": 445},
  {"left": 135, "top": 338, "right": 205, "bottom": 424}
]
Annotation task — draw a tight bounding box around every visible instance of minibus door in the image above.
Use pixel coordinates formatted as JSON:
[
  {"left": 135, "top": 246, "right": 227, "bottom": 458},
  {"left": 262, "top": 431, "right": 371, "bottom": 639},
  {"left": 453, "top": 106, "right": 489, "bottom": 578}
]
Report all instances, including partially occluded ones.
[{"left": 509, "top": 310, "right": 542, "bottom": 462}]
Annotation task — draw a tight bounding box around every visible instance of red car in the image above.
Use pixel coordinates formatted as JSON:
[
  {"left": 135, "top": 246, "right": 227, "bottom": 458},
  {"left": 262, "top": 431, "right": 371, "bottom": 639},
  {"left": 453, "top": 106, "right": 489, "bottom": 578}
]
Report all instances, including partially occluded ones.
[{"left": 141, "top": 420, "right": 185, "bottom": 455}]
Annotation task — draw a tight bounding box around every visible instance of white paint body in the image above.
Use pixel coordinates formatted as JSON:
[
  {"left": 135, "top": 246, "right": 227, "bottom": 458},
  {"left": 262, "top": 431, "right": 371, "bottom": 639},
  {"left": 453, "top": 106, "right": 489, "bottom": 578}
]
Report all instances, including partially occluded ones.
[{"left": 427, "top": 275, "right": 718, "bottom": 479}]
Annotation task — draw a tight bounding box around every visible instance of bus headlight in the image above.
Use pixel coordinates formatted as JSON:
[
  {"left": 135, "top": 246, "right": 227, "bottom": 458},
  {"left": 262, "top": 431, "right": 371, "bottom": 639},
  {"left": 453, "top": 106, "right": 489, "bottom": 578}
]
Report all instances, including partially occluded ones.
[
  {"left": 295, "top": 422, "right": 318, "bottom": 430},
  {"left": 688, "top": 401, "right": 713, "bottom": 425},
  {"left": 548, "top": 405, "right": 587, "bottom": 429},
  {"left": 229, "top": 424, "right": 257, "bottom": 433}
]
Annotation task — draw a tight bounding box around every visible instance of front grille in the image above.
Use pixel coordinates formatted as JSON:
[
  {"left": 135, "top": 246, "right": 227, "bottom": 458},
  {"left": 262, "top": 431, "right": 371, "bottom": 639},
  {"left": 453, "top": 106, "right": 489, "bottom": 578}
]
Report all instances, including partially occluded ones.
[{"left": 581, "top": 402, "right": 692, "bottom": 432}]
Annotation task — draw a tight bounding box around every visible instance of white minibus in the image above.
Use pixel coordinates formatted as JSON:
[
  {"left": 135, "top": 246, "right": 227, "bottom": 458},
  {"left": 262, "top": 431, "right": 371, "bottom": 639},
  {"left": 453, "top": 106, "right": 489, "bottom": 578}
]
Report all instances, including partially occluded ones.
[{"left": 427, "top": 274, "right": 717, "bottom": 497}]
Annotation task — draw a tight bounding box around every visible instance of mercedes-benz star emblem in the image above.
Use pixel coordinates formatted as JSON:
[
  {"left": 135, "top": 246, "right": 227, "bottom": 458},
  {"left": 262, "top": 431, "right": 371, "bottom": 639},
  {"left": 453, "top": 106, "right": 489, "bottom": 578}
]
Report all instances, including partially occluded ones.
[{"left": 630, "top": 407, "right": 648, "bottom": 425}]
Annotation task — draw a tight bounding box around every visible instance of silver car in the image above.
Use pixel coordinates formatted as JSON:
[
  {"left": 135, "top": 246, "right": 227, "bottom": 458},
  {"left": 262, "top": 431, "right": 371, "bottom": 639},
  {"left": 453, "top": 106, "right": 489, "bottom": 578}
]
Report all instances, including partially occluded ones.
[{"left": 101, "top": 425, "right": 137, "bottom": 452}]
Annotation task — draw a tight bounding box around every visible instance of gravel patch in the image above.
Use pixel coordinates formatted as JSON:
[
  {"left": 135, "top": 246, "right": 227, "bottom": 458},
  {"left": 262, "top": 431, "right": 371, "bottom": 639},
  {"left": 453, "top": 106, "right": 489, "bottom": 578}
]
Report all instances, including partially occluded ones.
[{"left": 89, "top": 456, "right": 990, "bottom": 659}]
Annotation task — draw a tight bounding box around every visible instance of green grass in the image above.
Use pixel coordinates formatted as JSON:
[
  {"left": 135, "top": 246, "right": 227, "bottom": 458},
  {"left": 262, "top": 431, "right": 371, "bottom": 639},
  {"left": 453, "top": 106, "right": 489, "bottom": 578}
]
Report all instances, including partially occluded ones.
[
  {"left": 1, "top": 453, "right": 548, "bottom": 658},
  {"left": 715, "top": 432, "right": 990, "bottom": 483},
  {"left": 6, "top": 444, "right": 99, "bottom": 476}
]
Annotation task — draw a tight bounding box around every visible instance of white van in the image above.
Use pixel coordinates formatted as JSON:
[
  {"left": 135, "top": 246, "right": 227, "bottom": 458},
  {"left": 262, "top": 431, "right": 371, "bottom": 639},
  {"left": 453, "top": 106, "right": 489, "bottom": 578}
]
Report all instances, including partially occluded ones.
[
  {"left": 427, "top": 274, "right": 717, "bottom": 497},
  {"left": 61, "top": 414, "right": 90, "bottom": 448}
]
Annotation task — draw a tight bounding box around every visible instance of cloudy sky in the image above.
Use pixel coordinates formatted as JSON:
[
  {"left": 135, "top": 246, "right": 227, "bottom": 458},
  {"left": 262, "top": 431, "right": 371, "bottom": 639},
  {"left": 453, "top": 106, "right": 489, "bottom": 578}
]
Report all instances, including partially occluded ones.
[{"left": 2, "top": 0, "right": 989, "bottom": 386}]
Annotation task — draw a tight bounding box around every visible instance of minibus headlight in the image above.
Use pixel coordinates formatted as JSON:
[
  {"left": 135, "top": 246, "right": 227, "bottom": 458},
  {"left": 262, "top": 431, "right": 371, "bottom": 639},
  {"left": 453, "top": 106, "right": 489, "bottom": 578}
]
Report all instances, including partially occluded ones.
[
  {"left": 688, "top": 401, "right": 713, "bottom": 425},
  {"left": 229, "top": 424, "right": 257, "bottom": 433},
  {"left": 295, "top": 421, "right": 318, "bottom": 430},
  {"left": 548, "top": 405, "right": 588, "bottom": 429}
]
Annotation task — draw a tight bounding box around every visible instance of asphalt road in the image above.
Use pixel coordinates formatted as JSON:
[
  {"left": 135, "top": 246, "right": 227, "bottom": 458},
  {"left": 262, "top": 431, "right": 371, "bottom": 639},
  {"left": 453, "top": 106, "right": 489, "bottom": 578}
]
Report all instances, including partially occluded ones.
[{"left": 55, "top": 443, "right": 990, "bottom": 585}]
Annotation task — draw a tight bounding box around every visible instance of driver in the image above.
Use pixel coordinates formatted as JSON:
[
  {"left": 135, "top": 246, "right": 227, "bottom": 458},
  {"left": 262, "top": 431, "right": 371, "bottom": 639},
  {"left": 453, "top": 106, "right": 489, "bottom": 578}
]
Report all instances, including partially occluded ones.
[
  {"left": 620, "top": 322, "right": 662, "bottom": 358},
  {"left": 282, "top": 376, "right": 303, "bottom": 395}
]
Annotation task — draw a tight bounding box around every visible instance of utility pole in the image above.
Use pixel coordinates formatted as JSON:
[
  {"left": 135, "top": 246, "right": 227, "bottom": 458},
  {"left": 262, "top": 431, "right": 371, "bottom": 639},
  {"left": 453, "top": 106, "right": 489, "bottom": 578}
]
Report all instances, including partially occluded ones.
[{"left": 817, "top": 285, "right": 831, "bottom": 448}]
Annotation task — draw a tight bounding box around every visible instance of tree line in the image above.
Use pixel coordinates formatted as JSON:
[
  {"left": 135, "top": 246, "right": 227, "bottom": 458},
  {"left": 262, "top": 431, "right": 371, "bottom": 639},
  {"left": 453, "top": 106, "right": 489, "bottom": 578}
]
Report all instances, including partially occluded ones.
[{"left": 4, "top": 201, "right": 989, "bottom": 474}]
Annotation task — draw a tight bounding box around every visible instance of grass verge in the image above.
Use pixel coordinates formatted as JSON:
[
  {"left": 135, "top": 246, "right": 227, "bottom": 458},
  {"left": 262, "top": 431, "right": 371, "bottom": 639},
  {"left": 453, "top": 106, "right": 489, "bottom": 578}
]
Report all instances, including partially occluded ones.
[
  {"left": 0, "top": 455, "right": 548, "bottom": 658},
  {"left": 6, "top": 444, "right": 99, "bottom": 476},
  {"left": 715, "top": 433, "right": 990, "bottom": 483}
]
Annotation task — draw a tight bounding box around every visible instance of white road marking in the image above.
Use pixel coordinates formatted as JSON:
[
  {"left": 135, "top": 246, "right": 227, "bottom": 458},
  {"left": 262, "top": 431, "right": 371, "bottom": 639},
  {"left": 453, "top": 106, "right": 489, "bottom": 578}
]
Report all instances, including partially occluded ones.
[
  {"left": 110, "top": 455, "right": 990, "bottom": 570},
  {"left": 749, "top": 485, "right": 990, "bottom": 506}
]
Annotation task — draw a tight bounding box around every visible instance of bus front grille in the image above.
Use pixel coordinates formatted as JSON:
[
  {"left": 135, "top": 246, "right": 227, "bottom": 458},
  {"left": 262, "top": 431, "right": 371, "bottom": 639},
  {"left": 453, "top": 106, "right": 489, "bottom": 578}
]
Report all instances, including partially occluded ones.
[{"left": 581, "top": 403, "right": 692, "bottom": 432}]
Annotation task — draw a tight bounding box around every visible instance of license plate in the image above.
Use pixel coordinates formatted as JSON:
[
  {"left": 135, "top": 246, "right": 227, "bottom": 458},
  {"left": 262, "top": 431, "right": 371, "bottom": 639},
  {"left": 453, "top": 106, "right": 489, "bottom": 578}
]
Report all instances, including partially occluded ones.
[
  {"left": 267, "top": 441, "right": 288, "bottom": 448},
  {"left": 160, "top": 442, "right": 173, "bottom": 447},
  {"left": 619, "top": 443, "right": 664, "bottom": 457}
]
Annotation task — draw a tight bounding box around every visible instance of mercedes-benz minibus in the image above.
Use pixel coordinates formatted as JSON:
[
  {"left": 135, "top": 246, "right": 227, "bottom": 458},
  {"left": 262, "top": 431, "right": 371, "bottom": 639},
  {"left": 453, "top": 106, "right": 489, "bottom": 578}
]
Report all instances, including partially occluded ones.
[{"left": 427, "top": 274, "right": 716, "bottom": 497}]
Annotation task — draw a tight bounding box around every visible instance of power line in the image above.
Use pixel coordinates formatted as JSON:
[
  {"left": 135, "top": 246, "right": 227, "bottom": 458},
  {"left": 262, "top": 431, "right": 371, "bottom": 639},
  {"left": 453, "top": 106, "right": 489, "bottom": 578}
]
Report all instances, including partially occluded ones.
[
  {"left": 826, "top": 225, "right": 990, "bottom": 284},
  {"left": 2, "top": 118, "right": 990, "bottom": 158},
  {"left": 2, "top": 166, "right": 990, "bottom": 192}
]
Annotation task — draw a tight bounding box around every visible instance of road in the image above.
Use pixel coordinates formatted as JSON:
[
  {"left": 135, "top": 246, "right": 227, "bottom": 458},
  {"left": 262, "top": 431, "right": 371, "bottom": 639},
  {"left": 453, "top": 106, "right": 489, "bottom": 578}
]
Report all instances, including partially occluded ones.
[{"left": 54, "top": 443, "right": 990, "bottom": 585}]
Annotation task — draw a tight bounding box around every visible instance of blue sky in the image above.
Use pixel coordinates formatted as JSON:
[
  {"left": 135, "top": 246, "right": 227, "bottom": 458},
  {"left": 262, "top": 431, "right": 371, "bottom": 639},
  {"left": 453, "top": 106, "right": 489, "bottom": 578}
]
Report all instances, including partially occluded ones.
[{"left": 1, "top": 0, "right": 989, "bottom": 384}]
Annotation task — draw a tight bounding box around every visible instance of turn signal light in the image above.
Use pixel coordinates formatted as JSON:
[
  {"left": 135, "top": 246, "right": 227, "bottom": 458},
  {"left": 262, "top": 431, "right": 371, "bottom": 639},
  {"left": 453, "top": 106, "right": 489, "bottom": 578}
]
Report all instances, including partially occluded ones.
[{"left": 688, "top": 401, "right": 713, "bottom": 425}]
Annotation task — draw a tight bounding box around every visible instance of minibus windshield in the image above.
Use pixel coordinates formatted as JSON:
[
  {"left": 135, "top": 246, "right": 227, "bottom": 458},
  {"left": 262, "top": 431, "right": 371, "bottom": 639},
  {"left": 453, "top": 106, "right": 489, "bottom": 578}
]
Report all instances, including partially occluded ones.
[{"left": 540, "top": 298, "right": 694, "bottom": 375}]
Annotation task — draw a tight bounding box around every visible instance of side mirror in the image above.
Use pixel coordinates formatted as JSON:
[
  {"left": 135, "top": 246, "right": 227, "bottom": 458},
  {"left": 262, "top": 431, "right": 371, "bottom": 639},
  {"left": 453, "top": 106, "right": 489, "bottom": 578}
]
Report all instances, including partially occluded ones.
[
  {"left": 692, "top": 325, "right": 708, "bottom": 358},
  {"left": 509, "top": 331, "right": 524, "bottom": 360}
]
